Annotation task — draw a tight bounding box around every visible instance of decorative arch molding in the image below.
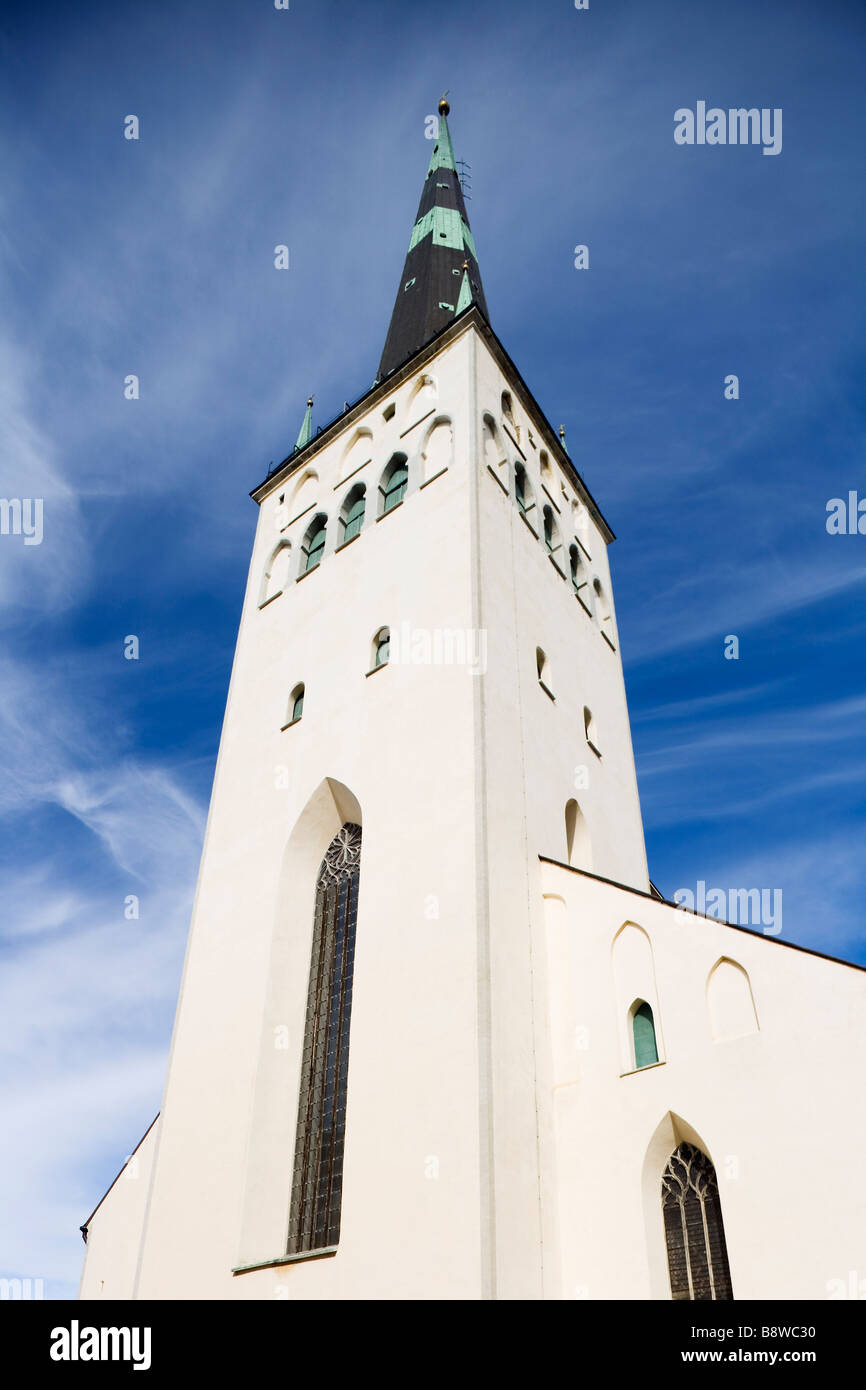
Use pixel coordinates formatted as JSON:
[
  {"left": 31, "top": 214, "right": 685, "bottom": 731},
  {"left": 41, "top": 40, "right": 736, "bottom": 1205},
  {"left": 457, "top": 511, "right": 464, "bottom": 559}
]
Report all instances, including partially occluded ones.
[
  {"left": 707, "top": 957, "right": 759, "bottom": 1041},
  {"left": 339, "top": 427, "right": 373, "bottom": 483},
  {"left": 541, "top": 893, "right": 577, "bottom": 1085},
  {"left": 236, "top": 777, "right": 362, "bottom": 1269},
  {"left": 419, "top": 414, "right": 453, "bottom": 485},
  {"left": 259, "top": 539, "right": 292, "bottom": 608},
  {"left": 406, "top": 372, "right": 437, "bottom": 425},
  {"left": 611, "top": 922, "right": 665, "bottom": 1073},
  {"left": 641, "top": 1112, "right": 724, "bottom": 1301},
  {"left": 289, "top": 467, "right": 319, "bottom": 522},
  {"left": 482, "top": 412, "right": 509, "bottom": 492}
]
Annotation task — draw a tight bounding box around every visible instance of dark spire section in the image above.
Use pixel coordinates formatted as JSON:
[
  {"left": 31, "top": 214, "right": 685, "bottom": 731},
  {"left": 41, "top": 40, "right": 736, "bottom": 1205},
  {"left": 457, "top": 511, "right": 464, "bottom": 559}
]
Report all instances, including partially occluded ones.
[{"left": 377, "top": 96, "right": 489, "bottom": 382}]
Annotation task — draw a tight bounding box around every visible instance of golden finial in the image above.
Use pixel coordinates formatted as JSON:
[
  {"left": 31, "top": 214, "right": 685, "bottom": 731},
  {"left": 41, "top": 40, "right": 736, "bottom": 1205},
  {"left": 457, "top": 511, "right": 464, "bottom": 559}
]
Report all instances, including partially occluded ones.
[
  {"left": 307, "top": 396, "right": 314, "bottom": 408},
  {"left": 438, "top": 91, "right": 450, "bottom": 116}
]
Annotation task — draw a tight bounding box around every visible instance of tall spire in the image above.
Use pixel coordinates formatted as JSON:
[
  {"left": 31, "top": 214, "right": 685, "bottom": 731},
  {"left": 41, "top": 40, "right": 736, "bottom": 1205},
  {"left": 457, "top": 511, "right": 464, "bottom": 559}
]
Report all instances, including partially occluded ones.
[{"left": 377, "top": 96, "right": 489, "bottom": 381}]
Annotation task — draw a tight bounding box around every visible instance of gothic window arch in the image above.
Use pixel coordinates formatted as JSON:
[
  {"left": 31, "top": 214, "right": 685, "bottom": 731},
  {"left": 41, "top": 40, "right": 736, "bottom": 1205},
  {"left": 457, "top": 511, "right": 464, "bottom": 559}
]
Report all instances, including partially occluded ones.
[
  {"left": 564, "top": 797, "right": 591, "bottom": 869},
  {"left": 570, "top": 544, "right": 592, "bottom": 612},
  {"left": 536, "top": 646, "right": 554, "bottom": 699},
  {"left": 289, "top": 468, "right": 318, "bottom": 520},
  {"left": 378, "top": 453, "right": 408, "bottom": 516},
  {"left": 340, "top": 484, "right": 366, "bottom": 545},
  {"left": 259, "top": 540, "right": 292, "bottom": 607},
  {"left": 661, "top": 1143, "right": 734, "bottom": 1301},
  {"left": 515, "top": 463, "right": 536, "bottom": 527},
  {"left": 543, "top": 505, "right": 563, "bottom": 567},
  {"left": 287, "top": 822, "right": 362, "bottom": 1255},
  {"left": 420, "top": 417, "right": 452, "bottom": 483},
  {"left": 300, "top": 515, "right": 327, "bottom": 574},
  {"left": 631, "top": 999, "right": 658, "bottom": 1068},
  {"left": 593, "top": 577, "right": 616, "bottom": 647}
]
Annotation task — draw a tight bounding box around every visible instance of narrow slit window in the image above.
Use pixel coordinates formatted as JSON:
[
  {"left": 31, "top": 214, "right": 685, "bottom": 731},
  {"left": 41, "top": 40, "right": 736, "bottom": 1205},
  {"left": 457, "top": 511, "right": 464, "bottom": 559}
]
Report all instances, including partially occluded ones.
[
  {"left": 631, "top": 1000, "right": 658, "bottom": 1068},
  {"left": 289, "top": 684, "right": 305, "bottom": 723}
]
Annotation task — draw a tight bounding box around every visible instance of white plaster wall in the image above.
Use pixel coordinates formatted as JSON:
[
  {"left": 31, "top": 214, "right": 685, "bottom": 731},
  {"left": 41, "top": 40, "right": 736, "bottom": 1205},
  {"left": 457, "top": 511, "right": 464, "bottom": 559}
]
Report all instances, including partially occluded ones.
[
  {"left": 131, "top": 331, "right": 488, "bottom": 1300},
  {"left": 540, "top": 863, "right": 866, "bottom": 1300},
  {"left": 79, "top": 1119, "right": 159, "bottom": 1300}
]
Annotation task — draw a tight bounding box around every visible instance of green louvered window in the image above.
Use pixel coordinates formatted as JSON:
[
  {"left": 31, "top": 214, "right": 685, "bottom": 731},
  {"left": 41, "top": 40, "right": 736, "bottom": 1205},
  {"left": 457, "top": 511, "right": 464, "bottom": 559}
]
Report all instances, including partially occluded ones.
[
  {"left": 380, "top": 456, "right": 408, "bottom": 515},
  {"left": 290, "top": 685, "right": 305, "bottom": 722},
  {"left": 341, "top": 487, "right": 365, "bottom": 544},
  {"left": 632, "top": 1001, "right": 659, "bottom": 1069},
  {"left": 302, "top": 517, "right": 327, "bottom": 573},
  {"left": 543, "top": 507, "right": 555, "bottom": 553},
  {"left": 662, "top": 1144, "right": 734, "bottom": 1301},
  {"left": 374, "top": 629, "right": 390, "bottom": 667}
]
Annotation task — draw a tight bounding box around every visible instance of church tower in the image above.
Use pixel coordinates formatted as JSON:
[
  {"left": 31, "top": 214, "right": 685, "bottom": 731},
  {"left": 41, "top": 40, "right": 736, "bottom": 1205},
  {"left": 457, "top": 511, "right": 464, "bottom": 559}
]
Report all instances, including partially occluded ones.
[{"left": 79, "top": 100, "right": 866, "bottom": 1303}]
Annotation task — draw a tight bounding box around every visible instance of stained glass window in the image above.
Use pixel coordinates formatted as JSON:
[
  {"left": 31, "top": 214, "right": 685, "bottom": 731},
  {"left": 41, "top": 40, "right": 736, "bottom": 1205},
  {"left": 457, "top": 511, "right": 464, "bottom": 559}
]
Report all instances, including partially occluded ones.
[
  {"left": 287, "top": 823, "right": 362, "bottom": 1255},
  {"left": 662, "top": 1143, "right": 734, "bottom": 1301}
]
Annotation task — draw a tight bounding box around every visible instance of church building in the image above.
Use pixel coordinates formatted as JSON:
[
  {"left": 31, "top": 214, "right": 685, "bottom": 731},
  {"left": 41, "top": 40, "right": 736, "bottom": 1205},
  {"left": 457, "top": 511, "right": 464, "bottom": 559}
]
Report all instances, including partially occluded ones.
[{"left": 79, "top": 100, "right": 866, "bottom": 1301}]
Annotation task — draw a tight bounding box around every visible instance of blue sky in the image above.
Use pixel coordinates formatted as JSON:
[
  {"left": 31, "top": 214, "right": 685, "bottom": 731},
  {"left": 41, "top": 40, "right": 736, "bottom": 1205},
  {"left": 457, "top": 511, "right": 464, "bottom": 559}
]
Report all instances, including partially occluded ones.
[{"left": 1, "top": 0, "right": 864, "bottom": 1297}]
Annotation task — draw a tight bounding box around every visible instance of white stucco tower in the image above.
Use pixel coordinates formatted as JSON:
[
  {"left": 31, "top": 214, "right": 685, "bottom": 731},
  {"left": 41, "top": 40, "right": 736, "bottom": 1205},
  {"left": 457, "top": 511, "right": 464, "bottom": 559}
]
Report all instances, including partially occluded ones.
[{"left": 80, "top": 101, "right": 866, "bottom": 1303}]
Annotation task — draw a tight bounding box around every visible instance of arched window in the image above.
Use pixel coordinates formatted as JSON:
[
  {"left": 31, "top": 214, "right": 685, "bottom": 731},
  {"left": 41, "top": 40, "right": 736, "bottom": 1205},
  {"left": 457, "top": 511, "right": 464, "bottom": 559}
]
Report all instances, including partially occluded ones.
[
  {"left": 631, "top": 1000, "right": 658, "bottom": 1068},
  {"left": 536, "top": 646, "right": 553, "bottom": 698},
  {"left": 483, "top": 414, "right": 509, "bottom": 490},
  {"left": 340, "top": 484, "right": 366, "bottom": 544},
  {"left": 594, "top": 577, "right": 615, "bottom": 647},
  {"left": 516, "top": 464, "right": 528, "bottom": 516},
  {"left": 564, "top": 798, "right": 591, "bottom": 869},
  {"left": 661, "top": 1143, "right": 734, "bottom": 1301},
  {"left": 501, "top": 391, "right": 515, "bottom": 429},
  {"left": 372, "top": 626, "right": 390, "bottom": 668},
  {"left": 300, "top": 515, "right": 327, "bottom": 574},
  {"left": 515, "top": 463, "right": 536, "bottom": 526},
  {"left": 379, "top": 454, "right": 408, "bottom": 515},
  {"left": 584, "top": 706, "right": 600, "bottom": 755},
  {"left": 543, "top": 505, "right": 562, "bottom": 565},
  {"left": 539, "top": 450, "right": 552, "bottom": 484},
  {"left": 570, "top": 544, "right": 592, "bottom": 611},
  {"left": 287, "top": 822, "right": 362, "bottom": 1255},
  {"left": 287, "top": 683, "right": 305, "bottom": 725}
]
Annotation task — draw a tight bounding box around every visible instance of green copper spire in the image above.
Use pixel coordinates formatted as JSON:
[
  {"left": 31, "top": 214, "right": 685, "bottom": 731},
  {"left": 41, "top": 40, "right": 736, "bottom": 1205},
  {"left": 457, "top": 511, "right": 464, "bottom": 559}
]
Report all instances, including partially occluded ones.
[
  {"left": 455, "top": 260, "right": 473, "bottom": 314},
  {"left": 378, "top": 96, "right": 490, "bottom": 380},
  {"left": 426, "top": 93, "right": 457, "bottom": 175},
  {"left": 559, "top": 424, "right": 569, "bottom": 456},
  {"left": 294, "top": 397, "right": 313, "bottom": 451}
]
